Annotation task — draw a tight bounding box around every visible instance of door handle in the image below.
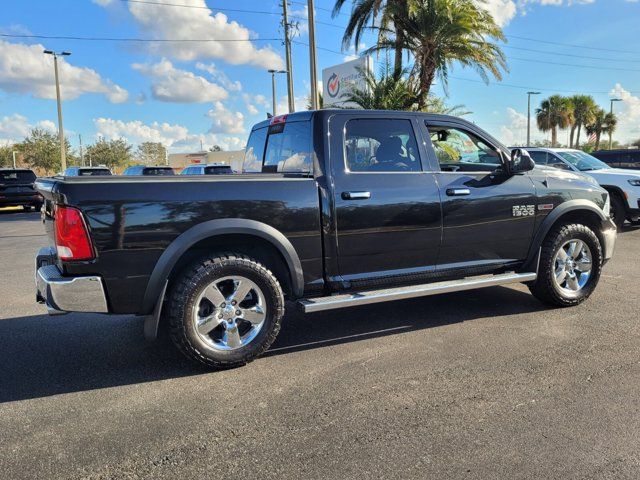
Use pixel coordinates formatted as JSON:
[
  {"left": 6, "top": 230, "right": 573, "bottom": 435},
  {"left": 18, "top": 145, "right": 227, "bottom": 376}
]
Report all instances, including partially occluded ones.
[
  {"left": 342, "top": 191, "right": 371, "bottom": 200},
  {"left": 446, "top": 188, "right": 471, "bottom": 196}
]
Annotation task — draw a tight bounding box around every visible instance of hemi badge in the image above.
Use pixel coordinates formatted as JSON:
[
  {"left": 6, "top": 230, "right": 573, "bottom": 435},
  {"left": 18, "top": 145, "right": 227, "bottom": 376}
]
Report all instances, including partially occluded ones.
[{"left": 538, "top": 204, "right": 554, "bottom": 211}]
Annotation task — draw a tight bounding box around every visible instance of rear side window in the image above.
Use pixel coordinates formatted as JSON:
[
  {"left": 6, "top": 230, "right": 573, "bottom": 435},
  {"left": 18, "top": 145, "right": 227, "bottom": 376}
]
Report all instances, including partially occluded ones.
[
  {"left": 243, "top": 121, "right": 312, "bottom": 173},
  {"left": 0, "top": 170, "right": 36, "bottom": 183},
  {"left": 204, "top": 165, "right": 233, "bottom": 175},
  {"left": 79, "top": 169, "right": 111, "bottom": 176},
  {"left": 144, "top": 167, "right": 174, "bottom": 176},
  {"left": 344, "top": 119, "right": 421, "bottom": 172}
]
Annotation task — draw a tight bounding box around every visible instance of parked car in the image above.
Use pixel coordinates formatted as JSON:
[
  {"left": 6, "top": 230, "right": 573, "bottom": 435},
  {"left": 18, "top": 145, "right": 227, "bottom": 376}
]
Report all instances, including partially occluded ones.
[
  {"left": 35, "top": 111, "right": 616, "bottom": 369},
  {"left": 180, "top": 164, "right": 234, "bottom": 175},
  {"left": 522, "top": 147, "right": 640, "bottom": 229},
  {"left": 63, "top": 166, "right": 112, "bottom": 176},
  {"left": 0, "top": 168, "right": 42, "bottom": 211},
  {"left": 122, "top": 165, "right": 175, "bottom": 176},
  {"left": 592, "top": 149, "right": 640, "bottom": 170}
]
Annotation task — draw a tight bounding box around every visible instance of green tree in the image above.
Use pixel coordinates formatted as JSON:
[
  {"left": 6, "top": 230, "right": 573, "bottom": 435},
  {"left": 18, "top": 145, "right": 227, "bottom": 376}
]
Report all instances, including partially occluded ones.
[
  {"left": 86, "top": 137, "right": 133, "bottom": 169},
  {"left": 0, "top": 144, "right": 15, "bottom": 168},
  {"left": 585, "top": 108, "right": 617, "bottom": 151},
  {"left": 568, "top": 95, "right": 597, "bottom": 148},
  {"left": 18, "top": 128, "right": 74, "bottom": 174},
  {"left": 536, "top": 95, "right": 572, "bottom": 148},
  {"left": 136, "top": 142, "right": 166, "bottom": 165},
  {"left": 333, "top": 0, "right": 407, "bottom": 79},
  {"left": 365, "top": 0, "right": 506, "bottom": 109}
]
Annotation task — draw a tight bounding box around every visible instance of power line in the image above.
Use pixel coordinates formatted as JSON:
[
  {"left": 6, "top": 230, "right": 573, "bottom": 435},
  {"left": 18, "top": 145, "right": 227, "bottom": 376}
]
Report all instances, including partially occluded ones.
[
  {"left": 0, "top": 33, "right": 280, "bottom": 43},
  {"left": 119, "top": 0, "right": 344, "bottom": 29},
  {"left": 509, "top": 55, "right": 640, "bottom": 73},
  {"left": 503, "top": 45, "right": 640, "bottom": 64},
  {"left": 448, "top": 76, "right": 640, "bottom": 95},
  {"left": 505, "top": 34, "right": 640, "bottom": 55}
]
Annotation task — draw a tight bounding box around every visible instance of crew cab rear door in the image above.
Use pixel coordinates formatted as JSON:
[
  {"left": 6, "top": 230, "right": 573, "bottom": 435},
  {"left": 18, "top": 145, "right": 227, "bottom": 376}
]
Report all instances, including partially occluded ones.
[
  {"left": 422, "top": 119, "right": 537, "bottom": 270},
  {"left": 327, "top": 113, "right": 442, "bottom": 287}
]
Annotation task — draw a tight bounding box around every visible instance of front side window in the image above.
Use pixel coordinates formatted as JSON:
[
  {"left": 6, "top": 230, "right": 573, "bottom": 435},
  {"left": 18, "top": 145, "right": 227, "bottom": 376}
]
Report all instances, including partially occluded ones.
[
  {"left": 427, "top": 125, "right": 502, "bottom": 172},
  {"left": 546, "top": 154, "right": 572, "bottom": 170},
  {"left": 528, "top": 151, "right": 549, "bottom": 165},
  {"left": 557, "top": 151, "right": 610, "bottom": 171},
  {"left": 344, "top": 119, "right": 421, "bottom": 172}
]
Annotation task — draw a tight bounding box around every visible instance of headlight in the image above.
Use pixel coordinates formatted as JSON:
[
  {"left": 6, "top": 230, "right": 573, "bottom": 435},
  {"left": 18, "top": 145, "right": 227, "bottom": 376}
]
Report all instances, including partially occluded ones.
[
  {"left": 628, "top": 179, "right": 640, "bottom": 186},
  {"left": 603, "top": 194, "right": 611, "bottom": 217}
]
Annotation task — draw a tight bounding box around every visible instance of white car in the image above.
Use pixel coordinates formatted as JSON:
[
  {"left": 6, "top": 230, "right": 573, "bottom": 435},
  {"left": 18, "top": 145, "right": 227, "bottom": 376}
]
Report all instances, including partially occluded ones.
[{"left": 523, "top": 148, "right": 640, "bottom": 229}]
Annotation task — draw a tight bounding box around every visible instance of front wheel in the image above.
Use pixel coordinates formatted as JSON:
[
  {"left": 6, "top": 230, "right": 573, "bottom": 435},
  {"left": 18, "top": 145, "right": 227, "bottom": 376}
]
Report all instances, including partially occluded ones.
[
  {"left": 167, "top": 254, "right": 285, "bottom": 369},
  {"left": 529, "top": 223, "right": 603, "bottom": 307}
]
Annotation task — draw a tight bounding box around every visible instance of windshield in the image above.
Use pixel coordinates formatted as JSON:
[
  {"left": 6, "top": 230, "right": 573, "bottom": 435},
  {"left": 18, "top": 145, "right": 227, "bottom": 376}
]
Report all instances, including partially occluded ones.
[
  {"left": 0, "top": 170, "right": 36, "bottom": 183},
  {"left": 79, "top": 169, "right": 111, "bottom": 176},
  {"left": 557, "top": 151, "right": 610, "bottom": 171}
]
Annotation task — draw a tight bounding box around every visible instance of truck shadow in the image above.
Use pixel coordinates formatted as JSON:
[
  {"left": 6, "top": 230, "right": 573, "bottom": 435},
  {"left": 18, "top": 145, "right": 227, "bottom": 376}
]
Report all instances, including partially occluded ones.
[{"left": 0, "top": 286, "right": 545, "bottom": 403}]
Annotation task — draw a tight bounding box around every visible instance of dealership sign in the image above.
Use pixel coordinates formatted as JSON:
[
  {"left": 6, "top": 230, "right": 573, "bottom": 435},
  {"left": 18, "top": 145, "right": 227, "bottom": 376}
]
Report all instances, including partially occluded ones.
[{"left": 321, "top": 56, "right": 372, "bottom": 108}]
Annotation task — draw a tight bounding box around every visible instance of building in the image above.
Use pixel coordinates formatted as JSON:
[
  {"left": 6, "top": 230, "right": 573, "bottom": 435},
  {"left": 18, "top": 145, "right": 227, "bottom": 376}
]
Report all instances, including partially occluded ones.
[{"left": 168, "top": 150, "right": 245, "bottom": 172}]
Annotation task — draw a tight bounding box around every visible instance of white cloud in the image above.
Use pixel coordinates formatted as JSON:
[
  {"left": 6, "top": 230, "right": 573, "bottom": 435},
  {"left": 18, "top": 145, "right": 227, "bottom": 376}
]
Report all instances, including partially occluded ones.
[
  {"left": 96, "top": 0, "right": 284, "bottom": 69},
  {"left": 242, "top": 93, "right": 270, "bottom": 117},
  {"left": 289, "top": 5, "right": 309, "bottom": 36},
  {"left": 0, "top": 40, "right": 128, "bottom": 102},
  {"left": 133, "top": 59, "right": 228, "bottom": 103},
  {"left": 610, "top": 83, "right": 640, "bottom": 141},
  {"left": 207, "top": 101, "right": 245, "bottom": 134},
  {"left": 93, "top": 117, "right": 245, "bottom": 152},
  {"left": 0, "top": 114, "right": 55, "bottom": 145},
  {"left": 343, "top": 43, "right": 366, "bottom": 62},
  {"left": 195, "top": 62, "right": 242, "bottom": 92},
  {"left": 477, "top": 0, "right": 517, "bottom": 27}
]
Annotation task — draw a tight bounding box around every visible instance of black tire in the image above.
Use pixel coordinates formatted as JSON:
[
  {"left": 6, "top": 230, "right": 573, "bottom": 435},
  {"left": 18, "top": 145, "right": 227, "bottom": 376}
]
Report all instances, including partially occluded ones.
[
  {"left": 529, "top": 223, "right": 603, "bottom": 307},
  {"left": 167, "top": 253, "right": 284, "bottom": 369},
  {"left": 609, "top": 192, "right": 626, "bottom": 230}
]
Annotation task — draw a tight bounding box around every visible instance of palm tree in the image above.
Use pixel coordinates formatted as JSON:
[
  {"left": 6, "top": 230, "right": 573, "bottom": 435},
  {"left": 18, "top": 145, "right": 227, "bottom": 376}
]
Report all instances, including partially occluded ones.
[
  {"left": 569, "top": 95, "right": 597, "bottom": 148},
  {"left": 586, "top": 108, "right": 617, "bottom": 151},
  {"left": 366, "top": 0, "right": 507, "bottom": 109},
  {"left": 342, "top": 65, "right": 470, "bottom": 114},
  {"left": 332, "top": 0, "right": 407, "bottom": 79},
  {"left": 536, "top": 95, "right": 572, "bottom": 148}
]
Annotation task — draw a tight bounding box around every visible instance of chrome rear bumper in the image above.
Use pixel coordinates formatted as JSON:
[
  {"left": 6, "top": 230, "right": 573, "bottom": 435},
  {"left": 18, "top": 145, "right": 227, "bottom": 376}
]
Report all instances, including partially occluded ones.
[{"left": 35, "top": 247, "right": 108, "bottom": 315}]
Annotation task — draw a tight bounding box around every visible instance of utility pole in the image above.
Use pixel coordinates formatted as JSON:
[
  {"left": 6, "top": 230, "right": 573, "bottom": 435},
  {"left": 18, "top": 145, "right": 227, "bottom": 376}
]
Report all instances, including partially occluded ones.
[
  {"left": 307, "top": 0, "right": 319, "bottom": 110},
  {"left": 79, "top": 134, "right": 84, "bottom": 166},
  {"left": 282, "top": 0, "right": 295, "bottom": 113},
  {"left": 12, "top": 151, "right": 17, "bottom": 169},
  {"left": 609, "top": 98, "right": 622, "bottom": 150},
  {"left": 43, "top": 50, "right": 71, "bottom": 172},
  {"left": 268, "top": 69, "right": 287, "bottom": 116},
  {"left": 526, "top": 91, "right": 540, "bottom": 147}
]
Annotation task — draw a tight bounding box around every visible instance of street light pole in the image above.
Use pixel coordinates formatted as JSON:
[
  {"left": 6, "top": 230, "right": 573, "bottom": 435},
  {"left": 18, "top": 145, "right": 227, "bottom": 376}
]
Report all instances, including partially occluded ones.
[
  {"left": 44, "top": 50, "right": 71, "bottom": 172},
  {"left": 527, "top": 91, "right": 540, "bottom": 147},
  {"left": 268, "top": 69, "right": 287, "bottom": 116},
  {"left": 307, "top": 0, "right": 319, "bottom": 110},
  {"left": 609, "top": 98, "right": 622, "bottom": 150},
  {"left": 282, "top": 0, "right": 295, "bottom": 113}
]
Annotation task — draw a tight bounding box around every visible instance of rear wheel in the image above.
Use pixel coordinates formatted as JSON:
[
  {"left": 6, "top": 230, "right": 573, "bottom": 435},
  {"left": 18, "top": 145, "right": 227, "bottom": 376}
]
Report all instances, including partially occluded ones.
[
  {"left": 529, "top": 223, "right": 603, "bottom": 307},
  {"left": 167, "top": 253, "right": 284, "bottom": 369}
]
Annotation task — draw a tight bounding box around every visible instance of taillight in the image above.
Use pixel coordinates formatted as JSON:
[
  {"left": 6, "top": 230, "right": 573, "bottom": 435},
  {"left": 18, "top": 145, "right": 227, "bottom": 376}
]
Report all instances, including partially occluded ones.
[{"left": 55, "top": 205, "right": 95, "bottom": 261}]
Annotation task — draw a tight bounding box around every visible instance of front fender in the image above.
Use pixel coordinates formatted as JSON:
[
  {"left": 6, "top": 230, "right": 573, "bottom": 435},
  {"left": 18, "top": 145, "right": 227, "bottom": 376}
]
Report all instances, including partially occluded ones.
[
  {"left": 521, "top": 199, "right": 608, "bottom": 272},
  {"left": 141, "top": 218, "right": 304, "bottom": 315}
]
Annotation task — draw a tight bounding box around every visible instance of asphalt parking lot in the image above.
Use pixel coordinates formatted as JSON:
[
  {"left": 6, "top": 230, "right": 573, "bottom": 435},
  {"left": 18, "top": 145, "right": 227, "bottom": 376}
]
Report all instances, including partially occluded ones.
[{"left": 1, "top": 209, "right": 640, "bottom": 479}]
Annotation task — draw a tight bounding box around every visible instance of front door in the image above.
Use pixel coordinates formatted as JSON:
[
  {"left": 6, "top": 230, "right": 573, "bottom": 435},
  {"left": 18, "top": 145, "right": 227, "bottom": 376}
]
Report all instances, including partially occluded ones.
[
  {"left": 423, "top": 120, "right": 537, "bottom": 270},
  {"left": 328, "top": 114, "right": 442, "bottom": 286}
]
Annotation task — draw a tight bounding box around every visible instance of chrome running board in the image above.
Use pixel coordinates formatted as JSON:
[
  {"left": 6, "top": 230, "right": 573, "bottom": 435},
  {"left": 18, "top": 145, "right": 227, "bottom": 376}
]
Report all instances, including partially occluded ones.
[{"left": 298, "top": 272, "right": 537, "bottom": 313}]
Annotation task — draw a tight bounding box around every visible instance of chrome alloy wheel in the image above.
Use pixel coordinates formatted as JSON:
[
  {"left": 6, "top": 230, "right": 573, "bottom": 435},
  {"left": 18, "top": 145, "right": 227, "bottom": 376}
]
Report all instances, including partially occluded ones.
[
  {"left": 193, "top": 275, "right": 267, "bottom": 351},
  {"left": 552, "top": 239, "right": 593, "bottom": 297}
]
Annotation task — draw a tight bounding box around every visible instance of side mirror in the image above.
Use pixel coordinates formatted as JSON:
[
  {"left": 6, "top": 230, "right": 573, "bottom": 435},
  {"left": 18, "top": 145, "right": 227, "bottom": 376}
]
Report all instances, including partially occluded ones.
[{"left": 507, "top": 148, "right": 535, "bottom": 175}]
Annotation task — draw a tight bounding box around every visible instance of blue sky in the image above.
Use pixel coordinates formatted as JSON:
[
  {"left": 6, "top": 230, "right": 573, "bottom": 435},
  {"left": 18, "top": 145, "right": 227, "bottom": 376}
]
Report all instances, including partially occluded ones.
[{"left": 1, "top": 0, "right": 639, "bottom": 152}]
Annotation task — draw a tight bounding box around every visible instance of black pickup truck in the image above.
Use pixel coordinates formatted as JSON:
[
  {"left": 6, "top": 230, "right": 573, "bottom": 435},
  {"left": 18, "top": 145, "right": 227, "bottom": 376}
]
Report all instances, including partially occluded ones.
[{"left": 35, "top": 110, "right": 617, "bottom": 368}]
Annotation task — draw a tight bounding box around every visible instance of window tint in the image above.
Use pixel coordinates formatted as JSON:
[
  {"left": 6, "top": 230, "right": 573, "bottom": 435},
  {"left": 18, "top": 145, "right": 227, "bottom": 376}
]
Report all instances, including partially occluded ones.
[
  {"left": 79, "top": 169, "right": 111, "bottom": 176},
  {"left": 528, "top": 151, "right": 549, "bottom": 165},
  {"left": 204, "top": 165, "right": 233, "bottom": 175},
  {"left": 263, "top": 121, "right": 312, "bottom": 173},
  {"left": 344, "top": 119, "right": 421, "bottom": 172},
  {"left": 0, "top": 170, "right": 36, "bottom": 182},
  {"left": 144, "top": 167, "right": 174, "bottom": 176},
  {"left": 427, "top": 125, "right": 502, "bottom": 172},
  {"left": 243, "top": 126, "right": 267, "bottom": 173}
]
